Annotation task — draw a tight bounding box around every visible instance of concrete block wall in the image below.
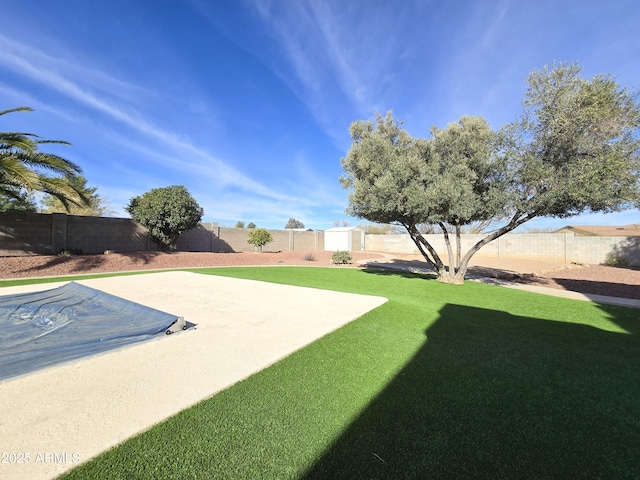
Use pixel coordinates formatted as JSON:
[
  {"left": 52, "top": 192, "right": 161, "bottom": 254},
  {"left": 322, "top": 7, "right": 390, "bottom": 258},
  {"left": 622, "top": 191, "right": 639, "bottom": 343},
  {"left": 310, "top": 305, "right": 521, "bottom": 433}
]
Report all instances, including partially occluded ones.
[
  {"left": 210, "top": 228, "right": 323, "bottom": 253},
  {"left": 175, "top": 223, "right": 217, "bottom": 252},
  {"left": 0, "top": 212, "right": 154, "bottom": 255},
  {"left": 262, "top": 229, "right": 290, "bottom": 252},
  {"left": 65, "top": 215, "right": 152, "bottom": 254},
  {"left": 2, "top": 212, "right": 636, "bottom": 265},
  {"left": 364, "top": 232, "right": 640, "bottom": 266},
  {"left": 365, "top": 234, "right": 414, "bottom": 254},
  {"left": 214, "top": 227, "right": 249, "bottom": 252},
  {"left": 0, "top": 214, "right": 327, "bottom": 255},
  {"left": 0, "top": 212, "right": 53, "bottom": 255},
  {"left": 572, "top": 236, "right": 640, "bottom": 265},
  {"left": 290, "top": 230, "right": 324, "bottom": 251},
  {"left": 175, "top": 224, "right": 324, "bottom": 253}
]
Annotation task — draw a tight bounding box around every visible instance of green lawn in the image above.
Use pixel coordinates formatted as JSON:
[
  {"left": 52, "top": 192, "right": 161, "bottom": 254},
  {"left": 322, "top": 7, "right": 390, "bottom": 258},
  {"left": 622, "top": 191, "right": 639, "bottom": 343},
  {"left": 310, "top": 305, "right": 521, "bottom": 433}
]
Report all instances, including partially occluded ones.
[{"left": 8, "top": 267, "right": 637, "bottom": 479}]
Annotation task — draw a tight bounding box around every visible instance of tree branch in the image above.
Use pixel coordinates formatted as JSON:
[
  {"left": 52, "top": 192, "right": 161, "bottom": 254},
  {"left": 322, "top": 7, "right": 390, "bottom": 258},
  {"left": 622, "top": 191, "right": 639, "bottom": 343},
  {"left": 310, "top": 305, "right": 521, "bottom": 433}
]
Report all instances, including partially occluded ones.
[
  {"left": 456, "top": 212, "right": 537, "bottom": 277},
  {"left": 403, "top": 222, "right": 445, "bottom": 272}
]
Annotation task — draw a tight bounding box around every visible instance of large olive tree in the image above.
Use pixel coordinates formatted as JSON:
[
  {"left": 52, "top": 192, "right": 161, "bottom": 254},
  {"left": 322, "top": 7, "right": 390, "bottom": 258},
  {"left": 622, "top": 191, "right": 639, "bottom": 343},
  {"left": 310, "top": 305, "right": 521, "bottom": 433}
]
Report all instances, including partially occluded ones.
[{"left": 340, "top": 63, "right": 640, "bottom": 284}]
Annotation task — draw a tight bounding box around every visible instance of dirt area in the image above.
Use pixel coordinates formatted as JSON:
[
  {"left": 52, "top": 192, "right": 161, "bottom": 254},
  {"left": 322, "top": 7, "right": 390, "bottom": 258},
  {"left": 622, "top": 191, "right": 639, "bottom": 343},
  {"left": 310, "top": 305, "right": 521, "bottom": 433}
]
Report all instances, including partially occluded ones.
[
  {"left": 365, "top": 254, "right": 640, "bottom": 300},
  {"left": 0, "top": 251, "right": 383, "bottom": 279},
  {"left": 1, "top": 250, "right": 638, "bottom": 300},
  {"left": 470, "top": 263, "right": 637, "bottom": 300}
]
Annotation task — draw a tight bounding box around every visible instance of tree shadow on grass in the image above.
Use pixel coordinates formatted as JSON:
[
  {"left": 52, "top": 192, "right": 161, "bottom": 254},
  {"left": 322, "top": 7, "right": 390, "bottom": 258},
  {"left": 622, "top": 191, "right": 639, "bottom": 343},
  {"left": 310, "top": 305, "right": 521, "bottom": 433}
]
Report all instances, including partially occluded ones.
[
  {"left": 364, "top": 262, "right": 640, "bottom": 300},
  {"left": 362, "top": 267, "right": 436, "bottom": 280},
  {"left": 302, "top": 303, "right": 640, "bottom": 479}
]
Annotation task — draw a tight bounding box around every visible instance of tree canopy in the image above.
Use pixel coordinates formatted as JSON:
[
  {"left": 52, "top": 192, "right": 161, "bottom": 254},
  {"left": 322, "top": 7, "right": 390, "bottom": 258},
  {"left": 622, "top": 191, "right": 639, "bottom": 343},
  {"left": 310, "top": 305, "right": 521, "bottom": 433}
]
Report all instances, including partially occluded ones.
[
  {"left": 0, "top": 107, "right": 88, "bottom": 210},
  {"left": 285, "top": 218, "right": 305, "bottom": 229},
  {"left": 340, "top": 63, "right": 640, "bottom": 283},
  {"left": 126, "top": 185, "right": 203, "bottom": 251},
  {"left": 0, "top": 186, "right": 37, "bottom": 212},
  {"left": 247, "top": 228, "right": 273, "bottom": 251},
  {"left": 40, "top": 175, "right": 112, "bottom": 216}
]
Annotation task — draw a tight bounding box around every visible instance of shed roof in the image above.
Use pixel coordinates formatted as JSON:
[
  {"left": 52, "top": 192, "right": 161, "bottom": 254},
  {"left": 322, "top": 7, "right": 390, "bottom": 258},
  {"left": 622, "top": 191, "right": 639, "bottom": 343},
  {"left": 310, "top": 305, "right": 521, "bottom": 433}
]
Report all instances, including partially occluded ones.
[{"left": 554, "top": 224, "right": 640, "bottom": 236}]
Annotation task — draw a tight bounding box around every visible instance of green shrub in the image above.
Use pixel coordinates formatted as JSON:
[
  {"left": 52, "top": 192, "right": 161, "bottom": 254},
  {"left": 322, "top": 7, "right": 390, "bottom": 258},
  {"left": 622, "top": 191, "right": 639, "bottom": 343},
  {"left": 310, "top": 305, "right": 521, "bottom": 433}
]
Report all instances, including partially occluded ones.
[
  {"left": 602, "top": 253, "right": 629, "bottom": 268},
  {"left": 247, "top": 228, "right": 273, "bottom": 252},
  {"left": 331, "top": 250, "right": 352, "bottom": 264}
]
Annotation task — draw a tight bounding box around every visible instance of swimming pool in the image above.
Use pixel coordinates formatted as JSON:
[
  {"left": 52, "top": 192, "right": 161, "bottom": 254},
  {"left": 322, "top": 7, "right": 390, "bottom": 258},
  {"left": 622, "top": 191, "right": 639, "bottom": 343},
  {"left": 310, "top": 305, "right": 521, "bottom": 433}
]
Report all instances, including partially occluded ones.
[{"left": 0, "top": 282, "right": 184, "bottom": 382}]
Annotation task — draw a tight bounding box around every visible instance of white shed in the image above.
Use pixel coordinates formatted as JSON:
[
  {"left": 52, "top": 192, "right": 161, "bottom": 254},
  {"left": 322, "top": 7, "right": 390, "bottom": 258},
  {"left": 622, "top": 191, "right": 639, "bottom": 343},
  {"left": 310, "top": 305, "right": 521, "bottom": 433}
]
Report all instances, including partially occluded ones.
[{"left": 324, "top": 227, "right": 363, "bottom": 252}]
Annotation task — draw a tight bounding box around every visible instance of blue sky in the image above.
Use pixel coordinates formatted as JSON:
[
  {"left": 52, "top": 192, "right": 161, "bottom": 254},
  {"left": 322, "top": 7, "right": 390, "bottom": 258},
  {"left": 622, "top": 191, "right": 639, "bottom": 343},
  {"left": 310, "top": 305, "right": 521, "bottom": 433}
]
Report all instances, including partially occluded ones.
[{"left": 0, "top": 0, "right": 638, "bottom": 231}]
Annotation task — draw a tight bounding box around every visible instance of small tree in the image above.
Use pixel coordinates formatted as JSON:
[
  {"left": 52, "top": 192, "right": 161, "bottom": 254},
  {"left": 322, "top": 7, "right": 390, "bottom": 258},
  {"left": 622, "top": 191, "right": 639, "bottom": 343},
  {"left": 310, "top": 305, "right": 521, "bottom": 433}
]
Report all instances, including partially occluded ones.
[
  {"left": 341, "top": 63, "right": 640, "bottom": 284},
  {"left": 235, "top": 221, "right": 245, "bottom": 228},
  {"left": 247, "top": 222, "right": 256, "bottom": 228},
  {"left": 285, "top": 217, "right": 305, "bottom": 229},
  {"left": 247, "top": 228, "right": 273, "bottom": 252},
  {"left": 40, "top": 175, "right": 112, "bottom": 216},
  {"left": 126, "top": 185, "right": 203, "bottom": 251}
]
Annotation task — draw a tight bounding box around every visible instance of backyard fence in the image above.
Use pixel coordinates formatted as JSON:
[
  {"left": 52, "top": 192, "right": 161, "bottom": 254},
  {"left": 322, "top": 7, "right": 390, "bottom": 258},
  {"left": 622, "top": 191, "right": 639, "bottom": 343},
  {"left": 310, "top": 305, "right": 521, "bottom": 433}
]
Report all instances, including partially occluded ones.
[
  {"left": 0, "top": 212, "right": 638, "bottom": 266},
  {"left": 364, "top": 233, "right": 640, "bottom": 266},
  {"left": 0, "top": 212, "right": 324, "bottom": 256}
]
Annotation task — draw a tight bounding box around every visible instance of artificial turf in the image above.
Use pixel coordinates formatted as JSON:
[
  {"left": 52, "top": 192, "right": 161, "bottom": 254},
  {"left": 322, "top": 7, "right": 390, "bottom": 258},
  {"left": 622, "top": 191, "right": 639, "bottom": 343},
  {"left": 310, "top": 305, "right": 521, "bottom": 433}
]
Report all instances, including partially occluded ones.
[{"left": 15, "top": 266, "right": 638, "bottom": 479}]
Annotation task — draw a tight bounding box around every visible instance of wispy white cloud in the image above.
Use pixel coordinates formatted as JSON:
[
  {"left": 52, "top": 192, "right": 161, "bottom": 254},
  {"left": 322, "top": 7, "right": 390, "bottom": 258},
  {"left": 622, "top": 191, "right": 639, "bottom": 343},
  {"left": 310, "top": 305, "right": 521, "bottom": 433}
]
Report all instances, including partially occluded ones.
[
  {"left": 0, "top": 33, "right": 295, "bottom": 202},
  {"left": 245, "top": 0, "right": 405, "bottom": 144},
  {"left": 480, "top": 0, "right": 511, "bottom": 50},
  {"left": 243, "top": 0, "right": 455, "bottom": 148},
  {"left": 0, "top": 34, "right": 151, "bottom": 106}
]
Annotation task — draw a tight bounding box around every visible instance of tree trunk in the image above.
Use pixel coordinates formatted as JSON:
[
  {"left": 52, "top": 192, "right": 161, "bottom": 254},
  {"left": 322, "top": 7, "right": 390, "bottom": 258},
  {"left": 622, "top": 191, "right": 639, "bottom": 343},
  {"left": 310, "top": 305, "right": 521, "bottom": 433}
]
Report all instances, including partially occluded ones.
[
  {"left": 439, "top": 222, "right": 456, "bottom": 276},
  {"left": 402, "top": 214, "right": 535, "bottom": 284},
  {"left": 404, "top": 223, "right": 444, "bottom": 272},
  {"left": 455, "top": 224, "right": 461, "bottom": 270},
  {"left": 437, "top": 271, "right": 465, "bottom": 285}
]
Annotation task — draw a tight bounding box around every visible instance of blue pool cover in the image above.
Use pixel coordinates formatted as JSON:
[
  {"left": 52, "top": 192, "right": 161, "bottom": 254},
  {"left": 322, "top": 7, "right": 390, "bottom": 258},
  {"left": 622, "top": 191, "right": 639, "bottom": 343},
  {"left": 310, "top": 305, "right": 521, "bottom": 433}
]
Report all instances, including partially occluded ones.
[{"left": 0, "top": 282, "right": 182, "bottom": 382}]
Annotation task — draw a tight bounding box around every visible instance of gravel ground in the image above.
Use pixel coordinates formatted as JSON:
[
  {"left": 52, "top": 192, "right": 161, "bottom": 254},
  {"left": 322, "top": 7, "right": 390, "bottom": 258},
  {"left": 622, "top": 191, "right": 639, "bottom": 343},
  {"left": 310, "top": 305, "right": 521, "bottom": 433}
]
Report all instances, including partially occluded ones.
[
  {"left": 1, "top": 251, "right": 638, "bottom": 300},
  {"left": 509, "top": 264, "right": 640, "bottom": 300},
  {"left": 362, "top": 254, "right": 640, "bottom": 300},
  {"left": 0, "top": 251, "right": 383, "bottom": 279}
]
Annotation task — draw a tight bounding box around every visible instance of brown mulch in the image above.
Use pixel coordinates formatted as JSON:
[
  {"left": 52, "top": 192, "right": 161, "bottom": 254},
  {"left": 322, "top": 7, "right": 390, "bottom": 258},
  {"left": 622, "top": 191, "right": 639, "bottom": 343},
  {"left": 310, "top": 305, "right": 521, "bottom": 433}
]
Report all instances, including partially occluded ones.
[
  {"left": 0, "top": 251, "right": 383, "bottom": 280},
  {"left": 1, "top": 251, "right": 638, "bottom": 300},
  {"left": 508, "top": 264, "right": 640, "bottom": 300}
]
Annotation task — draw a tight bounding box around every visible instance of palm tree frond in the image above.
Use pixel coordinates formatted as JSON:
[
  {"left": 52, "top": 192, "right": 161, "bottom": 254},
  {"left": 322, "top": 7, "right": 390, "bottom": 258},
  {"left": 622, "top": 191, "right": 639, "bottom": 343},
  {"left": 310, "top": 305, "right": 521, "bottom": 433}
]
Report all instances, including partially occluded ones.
[
  {"left": 39, "top": 175, "right": 90, "bottom": 211},
  {"left": 1, "top": 106, "right": 86, "bottom": 208},
  {"left": 35, "top": 139, "right": 72, "bottom": 147},
  {"left": 0, "top": 106, "right": 34, "bottom": 117}
]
